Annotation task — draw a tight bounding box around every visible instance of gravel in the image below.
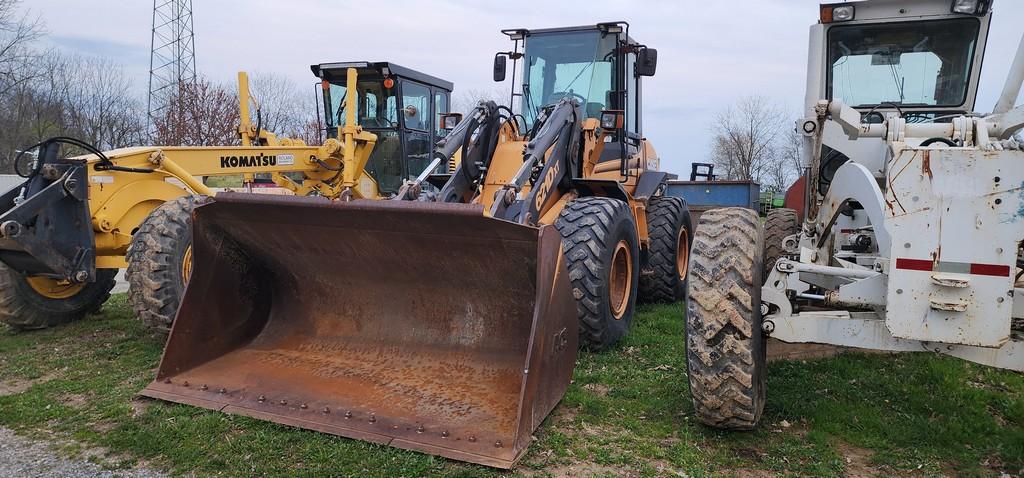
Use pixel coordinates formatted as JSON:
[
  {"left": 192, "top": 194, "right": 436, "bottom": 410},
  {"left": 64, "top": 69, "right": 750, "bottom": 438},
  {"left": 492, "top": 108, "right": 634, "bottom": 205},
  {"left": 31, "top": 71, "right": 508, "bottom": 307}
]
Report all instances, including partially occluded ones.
[{"left": 0, "top": 428, "right": 164, "bottom": 478}]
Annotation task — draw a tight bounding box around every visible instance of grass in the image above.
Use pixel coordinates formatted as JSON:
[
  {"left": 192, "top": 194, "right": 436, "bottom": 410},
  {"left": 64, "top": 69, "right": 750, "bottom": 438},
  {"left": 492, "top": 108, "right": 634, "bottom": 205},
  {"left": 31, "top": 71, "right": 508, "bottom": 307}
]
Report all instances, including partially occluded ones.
[{"left": 0, "top": 296, "right": 1021, "bottom": 477}]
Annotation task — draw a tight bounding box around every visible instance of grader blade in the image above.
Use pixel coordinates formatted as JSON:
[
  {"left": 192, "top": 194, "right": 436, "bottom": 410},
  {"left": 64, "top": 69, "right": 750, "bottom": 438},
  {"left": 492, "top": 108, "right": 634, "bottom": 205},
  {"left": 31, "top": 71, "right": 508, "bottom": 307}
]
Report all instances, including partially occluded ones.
[{"left": 139, "top": 193, "right": 577, "bottom": 468}]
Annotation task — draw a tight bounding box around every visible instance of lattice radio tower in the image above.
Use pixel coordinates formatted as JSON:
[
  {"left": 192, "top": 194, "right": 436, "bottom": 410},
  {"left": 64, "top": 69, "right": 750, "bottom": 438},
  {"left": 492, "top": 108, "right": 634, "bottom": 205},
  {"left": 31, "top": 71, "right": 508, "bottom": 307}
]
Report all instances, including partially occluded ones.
[{"left": 147, "top": 0, "right": 196, "bottom": 131}]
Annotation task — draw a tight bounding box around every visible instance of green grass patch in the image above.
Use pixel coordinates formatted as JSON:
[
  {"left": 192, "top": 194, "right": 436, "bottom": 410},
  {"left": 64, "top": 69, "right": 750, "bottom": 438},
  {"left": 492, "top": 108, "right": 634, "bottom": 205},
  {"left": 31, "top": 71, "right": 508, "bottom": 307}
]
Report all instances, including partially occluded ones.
[{"left": 0, "top": 298, "right": 1020, "bottom": 477}]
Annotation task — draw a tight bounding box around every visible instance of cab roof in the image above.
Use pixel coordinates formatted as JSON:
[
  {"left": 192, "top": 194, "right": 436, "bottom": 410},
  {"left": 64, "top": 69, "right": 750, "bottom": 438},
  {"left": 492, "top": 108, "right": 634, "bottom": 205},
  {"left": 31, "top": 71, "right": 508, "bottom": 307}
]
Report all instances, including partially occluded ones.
[{"left": 310, "top": 61, "right": 454, "bottom": 92}]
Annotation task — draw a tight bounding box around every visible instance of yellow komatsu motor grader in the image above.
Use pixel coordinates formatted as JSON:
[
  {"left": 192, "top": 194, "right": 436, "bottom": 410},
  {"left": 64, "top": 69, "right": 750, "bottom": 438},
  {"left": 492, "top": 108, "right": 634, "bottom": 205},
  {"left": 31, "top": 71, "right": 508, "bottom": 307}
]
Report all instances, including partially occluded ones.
[
  {"left": 141, "top": 23, "right": 691, "bottom": 468},
  {"left": 0, "top": 62, "right": 454, "bottom": 333}
]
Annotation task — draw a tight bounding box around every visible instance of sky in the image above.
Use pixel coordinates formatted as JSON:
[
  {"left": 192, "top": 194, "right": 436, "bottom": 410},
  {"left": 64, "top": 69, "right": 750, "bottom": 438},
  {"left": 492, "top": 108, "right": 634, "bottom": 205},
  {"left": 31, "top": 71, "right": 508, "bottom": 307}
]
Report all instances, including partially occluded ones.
[{"left": 23, "top": 0, "right": 1024, "bottom": 177}]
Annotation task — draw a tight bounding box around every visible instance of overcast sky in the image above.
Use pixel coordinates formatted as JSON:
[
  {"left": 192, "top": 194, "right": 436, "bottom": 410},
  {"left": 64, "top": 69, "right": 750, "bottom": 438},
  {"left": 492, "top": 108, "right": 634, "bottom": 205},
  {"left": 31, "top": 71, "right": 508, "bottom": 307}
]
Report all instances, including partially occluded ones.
[{"left": 23, "top": 0, "right": 1024, "bottom": 176}]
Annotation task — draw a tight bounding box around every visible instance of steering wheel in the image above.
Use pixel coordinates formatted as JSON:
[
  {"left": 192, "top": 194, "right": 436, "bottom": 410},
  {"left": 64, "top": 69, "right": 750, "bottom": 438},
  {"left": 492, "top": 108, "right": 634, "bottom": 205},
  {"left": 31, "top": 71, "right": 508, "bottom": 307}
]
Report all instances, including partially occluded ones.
[{"left": 547, "top": 91, "right": 586, "bottom": 106}]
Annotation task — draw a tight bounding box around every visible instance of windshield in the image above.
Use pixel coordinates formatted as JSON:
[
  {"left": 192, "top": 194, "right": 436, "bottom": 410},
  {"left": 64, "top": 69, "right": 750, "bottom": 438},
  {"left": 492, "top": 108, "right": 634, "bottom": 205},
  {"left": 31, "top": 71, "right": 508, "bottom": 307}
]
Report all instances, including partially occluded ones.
[
  {"left": 324, "top": 79, "right": 398, "bottom": 131},
  {"left": 521, "top": 30, "right": 617, "bottom": 128},
  {"left": 827, "top": 18, "right": 979, "bottom": 108}
]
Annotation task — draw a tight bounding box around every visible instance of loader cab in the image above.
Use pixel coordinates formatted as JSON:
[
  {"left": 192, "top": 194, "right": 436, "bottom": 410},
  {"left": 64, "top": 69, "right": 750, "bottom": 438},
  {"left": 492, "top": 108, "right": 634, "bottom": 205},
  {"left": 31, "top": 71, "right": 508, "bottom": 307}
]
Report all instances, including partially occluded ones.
[
  {"left": 312, "top": 62, "right": 454, "bottom": 194},
  {"left": 497, "top": 23, "right": 656, "bottom": 161}
]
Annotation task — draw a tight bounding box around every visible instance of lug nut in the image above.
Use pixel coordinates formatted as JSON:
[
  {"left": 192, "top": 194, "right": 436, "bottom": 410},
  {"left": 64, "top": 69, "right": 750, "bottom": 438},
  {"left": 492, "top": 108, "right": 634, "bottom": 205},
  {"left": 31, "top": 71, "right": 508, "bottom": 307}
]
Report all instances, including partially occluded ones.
[
  {"left": 200, "top": 385, "right": 208, "bottom": 391},
  {"left": 344, "top": 411, "right": 352, "bottom": 419},
  {"left": 257, "top": 395, "right": 266, "bottom": 402},
  {"left": 300, "top": 403, "right": 308, "bottom": 409}
]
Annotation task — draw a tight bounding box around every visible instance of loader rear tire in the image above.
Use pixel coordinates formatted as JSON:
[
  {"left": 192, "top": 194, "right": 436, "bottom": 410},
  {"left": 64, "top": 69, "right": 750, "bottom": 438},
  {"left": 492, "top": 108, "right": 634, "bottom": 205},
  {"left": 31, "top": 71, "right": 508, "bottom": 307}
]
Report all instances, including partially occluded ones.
[
  {"left": 126, "top": 195, "right": 211, "bottom": 335},
  {"left": 639, "top": 196, "right": 692, "bottom": 303},
  {"left": 555, "top": 196, "right": 639, "bottom": 351},
  {"left": 685, "top": 207, "right": 766, "bottom": 430},
  {"left": 0, "top": 263, "right": 117, "bottom": 330},
  {"left": 764, "top": 208, "right": 798, "bottom": 277}
]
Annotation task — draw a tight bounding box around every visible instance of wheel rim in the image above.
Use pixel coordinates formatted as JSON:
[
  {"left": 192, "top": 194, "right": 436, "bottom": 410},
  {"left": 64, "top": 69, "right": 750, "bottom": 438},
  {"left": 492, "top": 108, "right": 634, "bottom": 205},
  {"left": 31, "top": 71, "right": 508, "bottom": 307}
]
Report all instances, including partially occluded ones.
[
  {"left": 26, "top": 276, "right": 85, "bottom": 299},
  {"left": 181, "top": 244, "right": 193, "bottom": 284},
  {"left": 677, "top": 227, "right": 690, "bottom": 281},
  {"left": 609, "top": 240, "right": 633, "bottom": 320}
]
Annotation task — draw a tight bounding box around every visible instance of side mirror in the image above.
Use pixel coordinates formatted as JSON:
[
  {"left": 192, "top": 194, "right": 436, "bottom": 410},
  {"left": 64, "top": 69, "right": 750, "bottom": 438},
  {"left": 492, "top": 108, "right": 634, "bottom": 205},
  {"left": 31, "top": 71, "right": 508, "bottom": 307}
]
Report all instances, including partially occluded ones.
[
  {"left": 636, "top": 48, "right": 658, "bottom": 77},
  {"left": 493, "top": 54, "right": 507, "bottom": 82}
]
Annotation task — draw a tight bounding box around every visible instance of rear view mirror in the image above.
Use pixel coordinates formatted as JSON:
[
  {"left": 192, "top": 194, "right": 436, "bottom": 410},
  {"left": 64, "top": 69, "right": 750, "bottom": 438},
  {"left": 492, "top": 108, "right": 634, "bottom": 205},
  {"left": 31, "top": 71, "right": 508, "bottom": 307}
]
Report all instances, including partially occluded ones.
[
  {"left": 636, "top": 48, "right": 658, "bottom": 77},
  {"left": 493, "top": 54, "right": 507, "bottom": 82}
]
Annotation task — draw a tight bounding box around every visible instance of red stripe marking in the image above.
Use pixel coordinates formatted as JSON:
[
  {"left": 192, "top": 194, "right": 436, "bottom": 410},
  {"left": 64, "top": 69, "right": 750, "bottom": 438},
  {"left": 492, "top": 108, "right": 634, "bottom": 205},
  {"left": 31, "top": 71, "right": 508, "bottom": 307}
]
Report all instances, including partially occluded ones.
[
  {"left": 969, "top": 263, "right": 1012, "bottom": 277},
  {"left": 895, "top": 258, "right": 933, "bottom": 272},
  {"left": 840, "top": 229, "right": 856, "bottom": 234}
]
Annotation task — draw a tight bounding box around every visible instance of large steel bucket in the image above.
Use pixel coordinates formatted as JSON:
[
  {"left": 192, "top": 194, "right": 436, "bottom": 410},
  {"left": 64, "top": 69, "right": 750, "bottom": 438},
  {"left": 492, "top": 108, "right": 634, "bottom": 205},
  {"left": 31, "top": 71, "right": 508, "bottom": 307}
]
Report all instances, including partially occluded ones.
[{"left": 139, "top": 193, "right": 578, "bottom": 468}]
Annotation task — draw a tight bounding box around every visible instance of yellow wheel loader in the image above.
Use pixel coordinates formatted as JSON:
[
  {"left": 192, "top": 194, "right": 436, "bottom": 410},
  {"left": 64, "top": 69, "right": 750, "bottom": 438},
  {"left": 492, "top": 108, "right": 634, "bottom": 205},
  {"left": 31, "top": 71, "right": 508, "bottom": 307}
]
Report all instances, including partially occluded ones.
[
  {"left": 141, "top": 23, "right": 691, "bottom": 468},
  {"left": 0, "top": 62, "right": 453, "bottom": 333}
]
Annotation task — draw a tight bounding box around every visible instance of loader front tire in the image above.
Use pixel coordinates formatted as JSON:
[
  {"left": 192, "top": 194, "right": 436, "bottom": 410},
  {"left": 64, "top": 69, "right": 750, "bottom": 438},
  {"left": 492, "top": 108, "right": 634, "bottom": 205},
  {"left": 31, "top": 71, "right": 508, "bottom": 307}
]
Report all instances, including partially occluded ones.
[
  {"left": 685, "top": 207, "right": 766, "bottom": 430},
  {"left": 0, "top": 263, "right": 117, "bottom": 330},
  {"left": 763, "top": 208, "right": 798, "bottom": 277},
  {"left": 639, "top": 196, "right": 692, "bottom": 303},
  {"left": 555, "top": 196, "right": 639, "bottom": 351},
  {"left": 127, "top": 195, "right": 210, "bottom": 335}
]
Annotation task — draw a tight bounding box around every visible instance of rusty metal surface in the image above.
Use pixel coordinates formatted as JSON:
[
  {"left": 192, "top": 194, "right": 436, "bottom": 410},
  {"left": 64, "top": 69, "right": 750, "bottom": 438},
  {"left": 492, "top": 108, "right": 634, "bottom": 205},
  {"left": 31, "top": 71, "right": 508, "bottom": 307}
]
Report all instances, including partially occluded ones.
[{"left": 140, "top": 192, "right": 578, "bottom": 469}]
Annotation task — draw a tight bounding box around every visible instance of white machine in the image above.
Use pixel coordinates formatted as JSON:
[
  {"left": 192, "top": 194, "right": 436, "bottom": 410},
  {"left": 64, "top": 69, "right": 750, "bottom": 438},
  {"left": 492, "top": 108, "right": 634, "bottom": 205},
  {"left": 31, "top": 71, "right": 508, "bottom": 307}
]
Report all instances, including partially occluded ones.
[{"left": 685, "top": 0, "right": 1024, "bottom": 430}]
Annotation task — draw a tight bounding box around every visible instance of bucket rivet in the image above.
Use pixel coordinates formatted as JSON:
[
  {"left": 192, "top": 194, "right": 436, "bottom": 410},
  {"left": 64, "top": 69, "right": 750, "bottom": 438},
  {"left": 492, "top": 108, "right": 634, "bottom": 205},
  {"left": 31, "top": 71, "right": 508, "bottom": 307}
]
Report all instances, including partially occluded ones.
[
  {"left": 163, "top": 378, "right": 171, "bottom": 384},
  {"left": 468, "top": 436, "right": 476, "bottom": 442},
  {"left": 300, "top": 403, "right": 308, "bottom": 409},
  {"left": 344, "top": 411, "right": 352, "bottom": 419},
  {"left": 417, "top": 426, "right": 425, "bottom": 434},
  {"left": 369, "top": 414, "right": 376, "bottom": 423},
  {"left": 495, "top": 440, "right": 503, "bottom": 448},
  {"left": 218, "top": 388, "right": 227, "bottom": 394},
  {"left": 441, "top": 430, "right": 449, "bottom": 438},
  {"left": 257, "top": 395, "right": 266, "bottom": 402},
  {"left": 200, "top": 385, "right": 208, "bottom": 391},
  {"left": 280, "top": 399, "right": 287, "bottom": 405}
]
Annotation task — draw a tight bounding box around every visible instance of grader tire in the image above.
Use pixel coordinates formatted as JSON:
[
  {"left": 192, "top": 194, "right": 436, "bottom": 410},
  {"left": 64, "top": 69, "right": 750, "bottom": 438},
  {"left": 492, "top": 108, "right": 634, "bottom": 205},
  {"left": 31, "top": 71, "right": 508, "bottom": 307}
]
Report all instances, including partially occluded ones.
[
  {"left": 639, "top": 196, "right": 692, "bottom": 303},
  {"left": 685, "top": 207, "right": 766, "bottom": 429},
  {"left": 0, "top": 263, "right": 117, "bottom": 330},
  {"left": 764, "top": 208, "right": 798, "bottom": 277},
  {"left": 555, "top": 196, "right": 640, "bottom": 351},
  {"left": 126, "top": 195, "right": 210, "bottom": 335}
]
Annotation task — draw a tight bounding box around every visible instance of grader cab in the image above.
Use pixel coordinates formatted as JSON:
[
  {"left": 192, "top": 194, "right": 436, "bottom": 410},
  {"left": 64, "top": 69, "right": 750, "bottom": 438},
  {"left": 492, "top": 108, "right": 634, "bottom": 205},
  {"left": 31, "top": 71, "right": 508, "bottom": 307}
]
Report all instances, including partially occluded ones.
[{"left": 685, "top": 0, "right": 1024, "bottom": 430}]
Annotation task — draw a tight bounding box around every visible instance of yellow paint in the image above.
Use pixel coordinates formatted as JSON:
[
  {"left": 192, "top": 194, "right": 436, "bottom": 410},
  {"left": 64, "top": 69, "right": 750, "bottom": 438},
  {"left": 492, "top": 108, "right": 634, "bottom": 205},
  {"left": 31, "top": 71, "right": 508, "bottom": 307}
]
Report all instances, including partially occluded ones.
[{"left": 73, "top": 68, "right": 383, "bottom": 268}]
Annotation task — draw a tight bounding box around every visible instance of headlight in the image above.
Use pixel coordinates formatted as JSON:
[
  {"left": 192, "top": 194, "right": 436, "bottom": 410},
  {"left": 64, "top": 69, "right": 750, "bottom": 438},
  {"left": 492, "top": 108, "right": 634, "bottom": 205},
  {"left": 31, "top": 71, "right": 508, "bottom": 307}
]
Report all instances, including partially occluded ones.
[
  {"left": 600, "top": 110, "right": 623, "bottom": 130},
  {"left": 951, "top": 0, "right": 989, "bottom": 14},
  {"left": 820, "top": 4, "right": 855, "bottom": 23},
  {"left": 440, "top": 113, "right": 463, "bottom": 130},
  {"left": 833, "top": 6, "right": 855, "bottom": 21}
]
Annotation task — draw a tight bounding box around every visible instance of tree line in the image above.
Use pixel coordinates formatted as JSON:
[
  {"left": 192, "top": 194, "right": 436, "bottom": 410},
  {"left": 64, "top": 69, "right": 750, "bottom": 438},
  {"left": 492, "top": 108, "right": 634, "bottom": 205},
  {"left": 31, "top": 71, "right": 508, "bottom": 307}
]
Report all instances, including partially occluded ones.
[{"left": 0, "top": 0, "right": 320, "bottom": 173}]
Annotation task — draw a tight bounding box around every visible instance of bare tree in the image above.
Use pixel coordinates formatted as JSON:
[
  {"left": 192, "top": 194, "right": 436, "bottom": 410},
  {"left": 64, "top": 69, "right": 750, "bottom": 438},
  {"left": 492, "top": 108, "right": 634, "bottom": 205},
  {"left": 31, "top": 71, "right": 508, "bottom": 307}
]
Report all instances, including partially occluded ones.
[
  {"left": 153, "top": 77, "right": 240, "bottom": 146},
  {"left": 0, "top": 0, "right": 42, "bottom": 97},
  {"left": 61, "top": 55, "right": 146, "bottom": 150},
  {"left": 248, "top": 71, "right": 318, "bottom": 142},
  {"left": 709, "top": 96, "right": 788, "bottom": 186},
  {"left": 452, "top": 87, "right": 507, "bottom": 115},
  {"left": 763, "top": 128, "right": 806, "bottom": 193}
]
